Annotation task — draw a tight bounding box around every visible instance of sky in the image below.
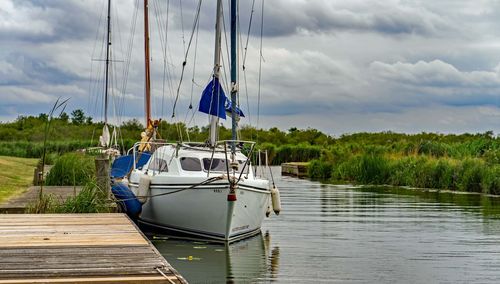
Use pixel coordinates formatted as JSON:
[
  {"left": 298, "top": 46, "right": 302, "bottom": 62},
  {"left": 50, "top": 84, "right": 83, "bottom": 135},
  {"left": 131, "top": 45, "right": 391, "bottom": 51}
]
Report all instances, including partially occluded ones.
[{"left": 2, "top": 0, "right": 500, "bottom": 136}]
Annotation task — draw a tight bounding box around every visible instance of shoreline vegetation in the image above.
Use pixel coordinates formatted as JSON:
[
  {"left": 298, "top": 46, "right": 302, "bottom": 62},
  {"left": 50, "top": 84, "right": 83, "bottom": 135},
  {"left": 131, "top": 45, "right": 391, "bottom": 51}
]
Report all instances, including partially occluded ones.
[
  {"left": 0, "top": 156, "right": 38, "bottom": 203},
  {"left": 1, "top": 111, "right": 500, "bottom": 196}
]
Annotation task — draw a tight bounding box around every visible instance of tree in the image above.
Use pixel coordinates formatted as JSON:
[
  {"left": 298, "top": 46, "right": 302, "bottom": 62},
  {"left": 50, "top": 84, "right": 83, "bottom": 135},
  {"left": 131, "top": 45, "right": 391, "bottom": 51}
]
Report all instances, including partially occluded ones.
[
  {"left": 59, "top": 112, "right": 69, "bottom": 123},
  {"left": 71, "top": 109, "right": 86, "bottom": 125},
  {"left": 38, "top": 113, "right": 48, "bottom": 121},
  {"left": 85, "top": 116, "right": 93, "bottom": 125}
]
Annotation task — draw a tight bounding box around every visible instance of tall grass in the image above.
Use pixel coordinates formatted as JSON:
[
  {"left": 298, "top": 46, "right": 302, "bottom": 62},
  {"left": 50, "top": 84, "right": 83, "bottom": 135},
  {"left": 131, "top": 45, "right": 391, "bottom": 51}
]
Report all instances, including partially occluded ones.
[
  {"left": 309, "top": 152, "right": 500, "bottom": 194},
  {"left": 261, "top": 144, "right": 322, "bottom": 165},
  {"left": 45, "top": 153, "right": 95, "bottom": 186},
  {"left": 26, "top": 180, "right": 111, "bottom": 213}
]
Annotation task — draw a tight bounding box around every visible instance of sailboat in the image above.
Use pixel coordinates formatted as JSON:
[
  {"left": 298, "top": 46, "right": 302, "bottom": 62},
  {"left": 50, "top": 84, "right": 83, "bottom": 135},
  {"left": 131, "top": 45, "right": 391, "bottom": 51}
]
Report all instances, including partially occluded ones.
[
  {"left": 111, "top": 0, "right": 281, "bottom": 242},
  {"left": 90, "top": 0, "right": 120, "bottom": 157}
]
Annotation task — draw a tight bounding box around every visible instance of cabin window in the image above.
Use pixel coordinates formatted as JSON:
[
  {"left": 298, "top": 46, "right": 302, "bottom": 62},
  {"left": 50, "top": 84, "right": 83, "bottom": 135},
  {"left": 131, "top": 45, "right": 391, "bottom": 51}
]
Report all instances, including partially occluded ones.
[
  {"left": 203, "top": 158, "right": 227, "bottom": 171},
  {"left": 180, "top": 157, "right": 202, "bottom": 171},
  {"left": 149, "top": 158, "right": 168, "bottom": 172}
]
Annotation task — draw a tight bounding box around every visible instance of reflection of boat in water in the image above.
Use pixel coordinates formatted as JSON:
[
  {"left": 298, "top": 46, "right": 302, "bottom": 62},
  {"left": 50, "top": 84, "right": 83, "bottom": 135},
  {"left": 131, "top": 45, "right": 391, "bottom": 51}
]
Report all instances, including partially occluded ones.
[{"left": 151, "top": 232, "right": 279, "bottom": 283}]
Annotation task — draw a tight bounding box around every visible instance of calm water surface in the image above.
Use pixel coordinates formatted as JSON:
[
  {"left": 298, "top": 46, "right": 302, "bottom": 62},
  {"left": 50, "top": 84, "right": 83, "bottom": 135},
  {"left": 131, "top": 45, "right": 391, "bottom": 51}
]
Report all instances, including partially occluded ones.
[{"left": 150, "top": 168, "right": 500, "bottom": 283}]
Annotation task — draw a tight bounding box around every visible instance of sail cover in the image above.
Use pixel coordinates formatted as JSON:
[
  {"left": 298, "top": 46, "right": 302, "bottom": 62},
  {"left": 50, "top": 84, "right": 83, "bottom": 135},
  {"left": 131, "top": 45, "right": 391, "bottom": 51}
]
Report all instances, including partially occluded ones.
[
  {"left": 199, "top": 78, "right": 244, "bottom": 119},
  {"left": 225, "top": 97, "right": 244, "bottom": 117},
  {"left": 199, "top": 78, "right": 227, "bottom": 119}
]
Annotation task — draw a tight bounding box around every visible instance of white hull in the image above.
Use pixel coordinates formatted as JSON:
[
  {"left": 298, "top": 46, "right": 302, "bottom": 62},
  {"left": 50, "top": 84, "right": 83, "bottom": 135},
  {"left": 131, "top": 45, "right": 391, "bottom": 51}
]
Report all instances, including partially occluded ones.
[{"left": 133, "top": 179, "right": 270, "bottom": 242}]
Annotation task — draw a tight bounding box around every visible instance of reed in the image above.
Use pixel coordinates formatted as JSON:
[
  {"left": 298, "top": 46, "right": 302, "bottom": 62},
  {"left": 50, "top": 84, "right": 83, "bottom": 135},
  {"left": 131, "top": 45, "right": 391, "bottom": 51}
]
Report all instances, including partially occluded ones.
[
  {"left": 26, "top": 180, "right": 111, "bottom": 213},
  {"left": 56, "top": 180, "right": 111, "bottom": 213},
  {"left": 308, "top": 150, "right": 500, "bottom": 194},
  {"left": 45, "top": 153, "right": 95, "bottom": 186}
]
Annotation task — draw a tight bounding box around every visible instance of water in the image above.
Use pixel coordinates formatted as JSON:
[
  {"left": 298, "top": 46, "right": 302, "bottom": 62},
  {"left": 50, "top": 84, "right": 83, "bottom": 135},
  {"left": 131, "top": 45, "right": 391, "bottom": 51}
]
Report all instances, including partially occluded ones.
[{"left": 150, "top": 168, "right": 500, "bottom": 283}]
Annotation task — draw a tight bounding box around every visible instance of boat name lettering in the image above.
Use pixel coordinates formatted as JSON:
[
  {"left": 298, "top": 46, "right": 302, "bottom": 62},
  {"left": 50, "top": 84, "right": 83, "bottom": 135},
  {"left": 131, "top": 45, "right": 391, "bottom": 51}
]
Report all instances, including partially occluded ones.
[{"left": 232, "top": 225, "right": 249, "bottom": 232}]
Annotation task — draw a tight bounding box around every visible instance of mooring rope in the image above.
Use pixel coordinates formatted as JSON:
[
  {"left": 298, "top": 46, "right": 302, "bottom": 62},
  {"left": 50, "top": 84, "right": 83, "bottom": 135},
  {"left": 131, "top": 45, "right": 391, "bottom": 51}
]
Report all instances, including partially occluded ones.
[
  {"left": 113, "top": 175, "right": 225, "bottom": 203},
  {"left": 155, "top": 267, "right": 176, "bottom": 284}
]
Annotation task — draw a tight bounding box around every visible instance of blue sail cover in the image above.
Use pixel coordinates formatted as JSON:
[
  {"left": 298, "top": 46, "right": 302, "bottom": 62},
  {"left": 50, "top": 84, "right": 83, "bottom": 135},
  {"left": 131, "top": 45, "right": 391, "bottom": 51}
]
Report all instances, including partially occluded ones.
[
  {"left": 225, "top": 97, "right": 245, "bottom": 117},
  {"left": 199, "top": 78, "right": 245, "bottom": 119},
  {"left": 199, "top": 78, "right": 227, "bottom": 119}
]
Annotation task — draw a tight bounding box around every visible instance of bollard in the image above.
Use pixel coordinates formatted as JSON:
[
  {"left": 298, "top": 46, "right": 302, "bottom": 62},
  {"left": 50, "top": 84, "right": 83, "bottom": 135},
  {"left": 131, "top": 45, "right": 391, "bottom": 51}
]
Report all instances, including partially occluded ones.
[{"left": 95, "top": 155, "right": 111, "bottom": 199}]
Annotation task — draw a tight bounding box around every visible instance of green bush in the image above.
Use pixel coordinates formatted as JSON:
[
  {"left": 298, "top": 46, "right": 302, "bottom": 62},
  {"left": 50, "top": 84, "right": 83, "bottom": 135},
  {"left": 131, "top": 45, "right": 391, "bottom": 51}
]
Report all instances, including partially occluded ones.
[
  {"left": 456, "top": 158, "right": 484, "bottom": 193},
  {"left": 308, "top": 160, "right": 333, "bottom": 179},
  {"left": 481, "top": 166, "right": 500, "bottom": 195},
  {"left": 45, "top": 153, "right": 95, "bottom": 186}
]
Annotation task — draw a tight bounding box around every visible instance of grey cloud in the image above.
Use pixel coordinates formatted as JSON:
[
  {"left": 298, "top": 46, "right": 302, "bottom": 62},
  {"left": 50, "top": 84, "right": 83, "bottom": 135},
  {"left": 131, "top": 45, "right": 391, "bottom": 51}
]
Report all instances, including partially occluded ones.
[
  {"left": 0, "top": 0, "right": 101, "bottom": 42},
  {"left": 260, "top": 0, "right": 452, "bottom": 37},
  {"left": 369, "top": 59, "right": 500, "bottom": 107},
  {"left": 370, "top": 60, "right": 500, "bottom": 88},
  {"left": 161, "top": 1, "right": 451, "bottom": 38}
]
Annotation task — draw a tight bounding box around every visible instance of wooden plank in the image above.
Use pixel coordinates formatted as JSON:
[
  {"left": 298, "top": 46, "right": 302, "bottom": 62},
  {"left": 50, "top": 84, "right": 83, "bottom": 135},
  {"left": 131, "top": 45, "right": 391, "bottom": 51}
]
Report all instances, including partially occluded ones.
[
  {"left": 0, "top": 213, "right": 186, "bottom": 283},
  {"left": 0, "top": 275, "right": 181, "bottom": 284}
]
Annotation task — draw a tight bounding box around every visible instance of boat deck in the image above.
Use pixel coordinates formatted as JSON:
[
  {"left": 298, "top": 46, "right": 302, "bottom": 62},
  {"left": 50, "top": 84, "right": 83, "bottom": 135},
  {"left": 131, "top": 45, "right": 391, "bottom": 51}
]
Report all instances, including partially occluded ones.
[{"left": 0, "top": 213, "right": 187, "bottom": 283}]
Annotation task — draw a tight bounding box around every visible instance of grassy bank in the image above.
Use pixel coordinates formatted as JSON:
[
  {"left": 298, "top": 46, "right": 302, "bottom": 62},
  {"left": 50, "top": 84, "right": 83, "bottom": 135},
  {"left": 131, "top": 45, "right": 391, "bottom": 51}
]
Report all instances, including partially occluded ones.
[
  {"left": 0, "top": 156, "right": 38, "bottom": 202},
  {"left": 308, "top": 151, "right": 500, "bottom": 195}
]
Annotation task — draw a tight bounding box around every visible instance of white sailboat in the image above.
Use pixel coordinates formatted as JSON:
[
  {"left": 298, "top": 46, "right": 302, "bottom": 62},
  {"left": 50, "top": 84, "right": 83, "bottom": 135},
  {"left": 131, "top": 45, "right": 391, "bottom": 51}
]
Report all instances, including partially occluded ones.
[{"left": 111, "top": 0, "right": 281, "bottom": 242}]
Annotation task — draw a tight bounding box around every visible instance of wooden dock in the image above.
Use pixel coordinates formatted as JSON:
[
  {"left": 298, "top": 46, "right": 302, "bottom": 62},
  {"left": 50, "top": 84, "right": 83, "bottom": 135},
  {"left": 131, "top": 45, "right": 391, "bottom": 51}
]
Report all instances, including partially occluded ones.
[
  {"left": 0, "top": 213, "right": 187, "bottom": 283},
  {"left": 281, "top": 162, "right": 309, "bottom": 178}
]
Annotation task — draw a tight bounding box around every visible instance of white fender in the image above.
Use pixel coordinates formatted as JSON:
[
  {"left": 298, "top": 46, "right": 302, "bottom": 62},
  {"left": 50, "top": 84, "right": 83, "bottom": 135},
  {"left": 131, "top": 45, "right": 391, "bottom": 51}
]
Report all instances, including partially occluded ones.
[
  {"left": 266, "top": 198, "right": 272, "bottom": 218},
  {"left": 271, "top": 186, "right": 281, "bottom": 215},
  {"left": 137, "top": 175, "right": 151, "bottom": 204}
]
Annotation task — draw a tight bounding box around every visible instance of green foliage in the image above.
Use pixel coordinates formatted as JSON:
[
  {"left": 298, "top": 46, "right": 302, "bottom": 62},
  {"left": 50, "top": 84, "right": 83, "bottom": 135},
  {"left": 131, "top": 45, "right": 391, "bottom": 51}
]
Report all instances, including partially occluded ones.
[
  {"left": 456, "top": 159, "right": 484, "bottom": 193},
  {"left": 56, "top": 180, "right": 111, "bottom": 213},
  {"left": 26, "top": 193, "right": 59, "bottom": 214},
  {"left": 26, "top": 180, "right": 111, "bottom": 213},
  {"left": 45, "top": 153, "right": 95, "bottom": 186},
  {"left": 70, "top": 109, "right": 86, "bottom": 125},
  {"left": 308, "top": 160, "right": 333, "bottom": 179},
  {"left": 3, "top": 110, "right": 500, "bottom": 195}
]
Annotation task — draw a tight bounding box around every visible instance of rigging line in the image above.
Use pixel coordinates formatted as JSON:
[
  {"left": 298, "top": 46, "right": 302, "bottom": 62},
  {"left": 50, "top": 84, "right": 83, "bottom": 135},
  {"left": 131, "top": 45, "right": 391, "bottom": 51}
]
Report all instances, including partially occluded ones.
[
  {"left": 171, "top": 0, "right": 203, "bottom": 119},
  {"left": 242, "top": 0, "right": 255, "bottom": 68},
  {"left": 179, "top": 0, "right": 187, "bottom": 55},
  {"left": 220, "top": 2, "right": 231, "bottom": 92},
  {"left": 111, "top": 0, "right": 124, "bottom": 126},
  {"left": 88, "top": 0, "right": 106, "bottom": 117},
  {"left": 91, "top": 13, "right": 108, "bottom": 122},
  {"left": 119, "top": 0, "right": 139, "bottom": 120},
  {"left": 152, "top": 0, "right": 166, "bottom": 55},
  {"left": 152, "top": 0, "right": 166, "bottom": 118},
  {"left": 240, "top": 1, "right": 254, "bottom": 131},
  {"left": 256, "top": 0, "right": 265, "bottom": 143},
  {"left": 160, "top": 0, "right": 170, "bottom": 128},
  {"left": 94, "top": 30, "right": 107, "bottom": 123},
  {"left": 184, "top": 4, "right": 201, "bottom": 127},
  {"left": 161, "top": 0, "right": 178, "bottom": 120}
]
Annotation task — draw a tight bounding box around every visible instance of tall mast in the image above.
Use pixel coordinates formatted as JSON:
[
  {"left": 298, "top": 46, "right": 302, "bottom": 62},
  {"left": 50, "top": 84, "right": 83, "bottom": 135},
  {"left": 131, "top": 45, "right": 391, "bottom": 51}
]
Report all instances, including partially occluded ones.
[
  {"left": 104, "top": 0, "right": 111, "bottom": 126},
  {"left": 230, "top": 0, "right": 237, "bottom": 153},
  {"left": 144, "top": 0, "right": 151, "bottom": 127},
  {"left": 209, "top": 0, "right": 223, "bottom": 146}
]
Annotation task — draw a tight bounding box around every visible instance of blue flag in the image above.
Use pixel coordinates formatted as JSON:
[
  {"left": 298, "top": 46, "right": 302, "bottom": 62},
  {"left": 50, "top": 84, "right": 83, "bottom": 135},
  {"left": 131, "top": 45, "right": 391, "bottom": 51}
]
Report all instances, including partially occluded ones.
[
  {"left": 225, "top": 97, "right": 245, "bottom": 117},
  {"left": 199, "top": 78, "right": 227, "bottom": 119}
]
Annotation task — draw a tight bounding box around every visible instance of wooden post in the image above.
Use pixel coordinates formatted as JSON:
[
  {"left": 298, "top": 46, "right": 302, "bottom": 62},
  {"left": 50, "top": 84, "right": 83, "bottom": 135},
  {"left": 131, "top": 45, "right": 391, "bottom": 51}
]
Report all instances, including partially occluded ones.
[{"left": 95, "top": 156, "right": 110, "bottom": 199}]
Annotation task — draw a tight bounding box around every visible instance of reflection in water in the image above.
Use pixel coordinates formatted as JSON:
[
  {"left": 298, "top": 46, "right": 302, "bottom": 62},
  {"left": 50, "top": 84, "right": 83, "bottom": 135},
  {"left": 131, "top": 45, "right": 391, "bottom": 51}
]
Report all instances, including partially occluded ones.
[
  {"left": 150, "top": 167, "right": 500, "bottom": 283},
  {"left": 151, "top": 232, "right": 280, "bottom": 283}
]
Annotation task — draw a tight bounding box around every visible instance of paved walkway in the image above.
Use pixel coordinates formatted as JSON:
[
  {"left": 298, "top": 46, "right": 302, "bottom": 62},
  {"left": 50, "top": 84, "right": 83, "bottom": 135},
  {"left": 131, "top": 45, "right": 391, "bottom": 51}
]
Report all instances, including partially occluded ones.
[{"left": 0, "top": 186, "right": 82, "bottom": 213}]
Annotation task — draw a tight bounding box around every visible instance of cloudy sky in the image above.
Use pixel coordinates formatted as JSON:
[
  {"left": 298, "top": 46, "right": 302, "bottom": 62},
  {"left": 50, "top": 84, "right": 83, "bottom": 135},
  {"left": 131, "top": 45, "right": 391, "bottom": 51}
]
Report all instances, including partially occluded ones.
[{"left": 2, "top": 0, "right": 500, "bottom": 135}]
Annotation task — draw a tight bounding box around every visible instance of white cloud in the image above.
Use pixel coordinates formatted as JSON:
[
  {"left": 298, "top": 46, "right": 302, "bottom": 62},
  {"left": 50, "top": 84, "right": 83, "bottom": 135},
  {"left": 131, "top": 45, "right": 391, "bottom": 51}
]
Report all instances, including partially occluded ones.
[{"left": 0, "top": 86, "right": 54, "bottom": 104}]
